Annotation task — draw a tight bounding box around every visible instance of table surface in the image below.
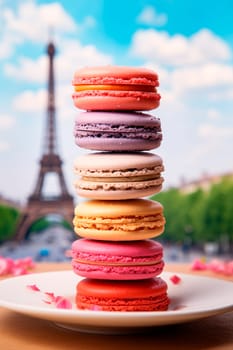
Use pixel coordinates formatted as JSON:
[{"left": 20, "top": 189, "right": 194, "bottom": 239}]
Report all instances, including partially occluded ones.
[{"left": 0, "top": 262, "right": 232, "bottom": 350}]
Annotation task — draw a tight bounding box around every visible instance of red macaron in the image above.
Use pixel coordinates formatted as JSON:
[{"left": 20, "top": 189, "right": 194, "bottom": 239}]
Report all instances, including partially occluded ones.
[{"left": 76, "top": 278, "right": 169, "bottom": 312}]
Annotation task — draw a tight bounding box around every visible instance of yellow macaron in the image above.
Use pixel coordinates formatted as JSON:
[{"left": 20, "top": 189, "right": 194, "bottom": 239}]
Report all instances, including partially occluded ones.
[{"left": 73, "top": 198, "right": 165, "bottom": 241}]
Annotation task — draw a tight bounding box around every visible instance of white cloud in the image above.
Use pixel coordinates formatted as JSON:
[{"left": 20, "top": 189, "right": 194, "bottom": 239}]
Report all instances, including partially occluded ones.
[
  {"left": 5, "top": 55, "right": 47, "bottom": 83},
  {"left": 137, "top": 6, "right": 167, "bottom": 27},
  {"left": 206, "top": 109, "right": 221, "bottom": 121},
  {"left": 56, "top": 39, "right": 113, "bottom": 83},
  {"left": 81, "top": 15, "right": 96, "bottom": 29},
  {"left": 171, "top": 63, "right": 233, "bottom": 100},
  {"left": 12, "top": 89, "right": 46, "bottom": 113},
  {"left": 3, "top": 0, "right": 76, "bottom": 44},
  {"left": 0, "top": 0, "right": 83, "bottom": 60},
  {"left": 198, "top": 123, "right": 233, "bottom": 138},
  {"left": 0, "top": 114, "right": 15, "bottom": 153},
  {"left": 144, "top": 61, "right": 233, "bottom": 102},
  {"left": 12, "top": 83, "right": 76, "bottom": 122},
  {"left": 131, "top": 28, "right": 231, "bottom": 66},
  {"left": 0, "top": 33, "right": 20, "bottom": 59},
  {"left": 172, "top": 63, "right": 233, "bottom": 90},
  {"left": 187, "top": 122, "right": 233, "bottom": 175},
  {"left": 0, "top": 140, "right": 9, "bottom": 152},
  {"left": 0, "top": 114, "right": 15, "bottom": 129},
  {"left": 4, "top": 39, "right": 113, "bottom": 84}
]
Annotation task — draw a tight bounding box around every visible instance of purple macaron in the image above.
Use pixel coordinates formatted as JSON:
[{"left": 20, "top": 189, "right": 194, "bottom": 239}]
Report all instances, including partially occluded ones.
[{"left": 73, "top": 111, "right": 162, "bottom": 151}]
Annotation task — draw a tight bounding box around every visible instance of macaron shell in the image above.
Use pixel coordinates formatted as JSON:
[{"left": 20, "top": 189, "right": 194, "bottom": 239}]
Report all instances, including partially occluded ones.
[
  {"left": 71, "top": 238, "right": 163, "bottom": 257},
  {"left": 76, "top": 137, "right": 162, "bottom": 152},
  {"left": 77, "top": 277, "right": 167, "bottom": 298},
  {"left": 73, "top": 66, "right": 159, "bottom": 85},
  {"left": 72, "top": 93, "right": 160, "bottom": 111},
  {"left": 74, "top": 198, "right": 163, "bottom": 217},
  {"left": 73, "top": 226, "right": 164, "bottom": 241},
  {"left": 75, "top": 183, "right": 163, "bottom": 200},
  {"left": 72, "top": 261, "right": 164, "bottom": 280},
  {"left": 75, "top": 111, "right": 161, "bottom": 126},
  {"left": 74, "top": 152, "right": 163, "bottom": 172}
]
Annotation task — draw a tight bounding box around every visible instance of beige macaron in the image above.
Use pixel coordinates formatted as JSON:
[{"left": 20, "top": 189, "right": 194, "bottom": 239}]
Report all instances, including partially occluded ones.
[{"left": 74, "top": 152, "right": 164, "bottom": 200}]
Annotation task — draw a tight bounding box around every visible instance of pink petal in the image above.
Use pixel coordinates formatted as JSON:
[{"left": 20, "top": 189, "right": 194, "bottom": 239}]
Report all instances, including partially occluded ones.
[
  {"left": 55, "top": 296, "right": 72, "bottom": 309},
  {"left": 191, "top": 259, "right": 207, "bottom": 271},
  {"left": 0, "top": 256, "right": 36, "bottom": 276},
  {"left": 0, "top": 257, "right": 9, "bottom": 275},
  {"left": 12, "top": 266, "right": 28, "bottom": 276},
  {"left": 43, "top": 292, "right": 56, "bottom": 303},
  {"left": 225, "top": 261, "right": 233, "bottom": 275},
  {"left": 27, "top": 284, "right": 41, "bottom": 292},
  {"left": 170, "top": 274, "right": 182, "bottom": 285}
]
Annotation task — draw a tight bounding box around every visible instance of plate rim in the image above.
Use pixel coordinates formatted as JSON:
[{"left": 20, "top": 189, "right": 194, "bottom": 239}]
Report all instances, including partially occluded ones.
[{"left": 0, "top": 270, "right": 232, "bottom": 329}]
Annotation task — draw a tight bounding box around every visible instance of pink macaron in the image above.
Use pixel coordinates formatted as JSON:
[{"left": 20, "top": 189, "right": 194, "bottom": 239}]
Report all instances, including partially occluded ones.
[
  {"left": 72, "top": 66, "right": 161, "bottom": 111},
  {"left": 70, "top": 238, "right": 164, "bottom": 280}
]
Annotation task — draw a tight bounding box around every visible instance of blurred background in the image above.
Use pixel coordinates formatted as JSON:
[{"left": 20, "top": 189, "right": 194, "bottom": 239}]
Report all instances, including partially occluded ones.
[{"left": 0, "top": 0, "right": 232, "bottom": 262}]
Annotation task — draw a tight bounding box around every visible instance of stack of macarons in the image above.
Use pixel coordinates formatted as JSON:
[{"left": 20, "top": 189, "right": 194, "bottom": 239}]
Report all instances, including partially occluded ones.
[{"left": 70, "top": 66, "right": 169, "bottom": 312}]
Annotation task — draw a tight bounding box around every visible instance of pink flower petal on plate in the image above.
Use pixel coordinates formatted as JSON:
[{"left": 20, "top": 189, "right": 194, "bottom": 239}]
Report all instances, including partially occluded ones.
[
  {"left": 25, "top": 285, "right": 72, "bottom": 309},
  {"left": 27, "top": 284, "right": 41, "bottom": 292},
  {"left": 43, "top": 292, "right": 56, "bottom": 303},
  {"left": 170, "top": 274, "right": 182, "bottom": 285},
  {"left": 55, "top": 296, "right": 72, "bottom": 309}
]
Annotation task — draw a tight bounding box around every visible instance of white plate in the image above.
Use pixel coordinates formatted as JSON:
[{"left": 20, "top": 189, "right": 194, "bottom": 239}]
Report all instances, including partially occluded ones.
[{"left": 0, "top": 271, "right": 232, "bottom": 334}]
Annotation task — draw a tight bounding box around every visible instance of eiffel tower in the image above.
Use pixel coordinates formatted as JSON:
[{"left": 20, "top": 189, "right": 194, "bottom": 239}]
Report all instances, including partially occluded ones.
[{"left": 15, "top": 42, "right": 74, "bottom": 241}]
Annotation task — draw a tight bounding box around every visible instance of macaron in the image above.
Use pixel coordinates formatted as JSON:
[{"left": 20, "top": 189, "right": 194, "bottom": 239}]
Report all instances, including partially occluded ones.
[
  {"left": 72, "top": 65, "right": 161, "bottom": 111},
  {"left": 74, "top": 152, "right": 164, "bottom": 200},
  {"left": 71, "top": 238, "right": 164, "bottom": 280},
  {"left": 76, "top": 277, "right": 169, "bottom": 311},
  {"left": 73, "top": 199, "right": 165, "bottom": 241},
  {"left": 74, "top": 111, "right": 162, "bottom": 151}
]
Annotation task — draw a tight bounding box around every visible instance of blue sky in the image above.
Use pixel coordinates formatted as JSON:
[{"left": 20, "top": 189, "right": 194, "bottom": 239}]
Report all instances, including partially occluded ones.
[{"left": 0, "top": 0, "right": 233, "bottom": 202}]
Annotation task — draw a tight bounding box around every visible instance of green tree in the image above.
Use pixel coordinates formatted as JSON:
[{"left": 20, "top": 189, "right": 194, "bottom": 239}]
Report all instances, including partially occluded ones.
[
  {"left": 184, "top": 189, "right": 207, "bottom": 244},
  {"left": 0, "top": 205, "right": 20, "bottom": 242},
  {"left": 151, "top": 177, "right": 233, "bottom": 248},
  {"left": 201, "top": 178, "right": 233, "bottom": 242},
  {"left": 152, "top": 188, "right": 186, "bottom": 242}
]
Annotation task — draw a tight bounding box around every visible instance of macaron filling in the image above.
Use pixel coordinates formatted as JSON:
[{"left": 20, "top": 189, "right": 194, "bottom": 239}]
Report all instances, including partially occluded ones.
[
  {"left": 73, "top": 259, "right": 162, "bottom": 266},
  {"left": 75, "top": 164, "right": 164, "bottom": 181},
  {"left": 73, "top": 212, "right": 165, "bottom": 231},
  {"left": 74, "top": 124, "right": 162, "bottom": 140},
  {"left": 74, "top": 84, "right": 158, "bottom": 92}
]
